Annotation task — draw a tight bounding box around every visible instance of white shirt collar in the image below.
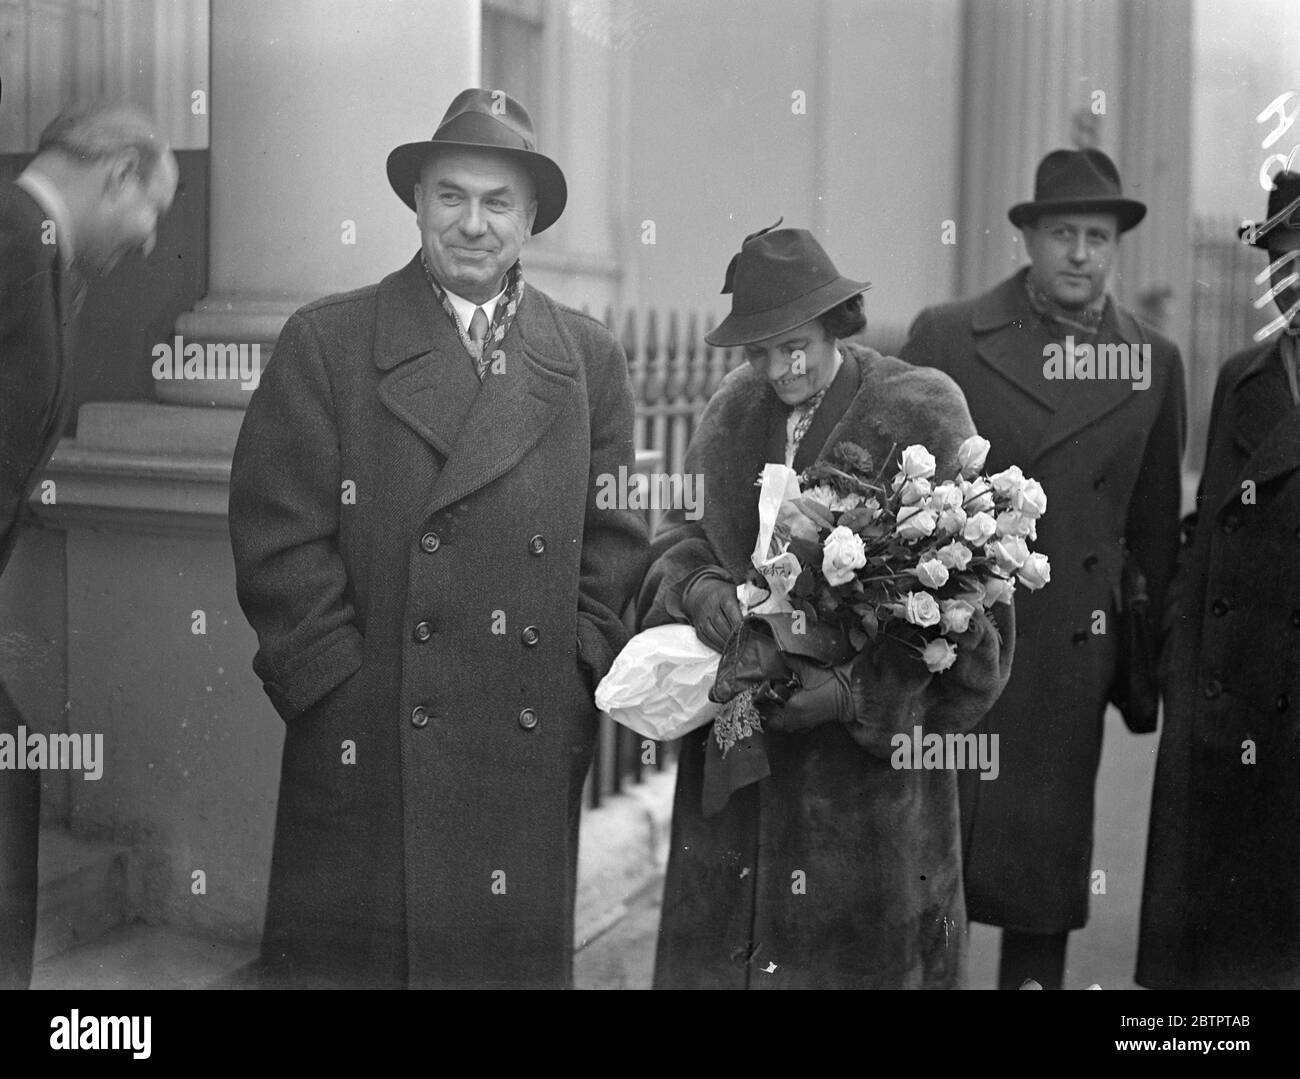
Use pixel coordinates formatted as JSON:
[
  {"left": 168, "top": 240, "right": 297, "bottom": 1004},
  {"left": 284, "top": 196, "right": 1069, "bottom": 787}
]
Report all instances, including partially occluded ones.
[
  {"left": 15, "top": 166, "right": 75, "bottom": 269},
  {"left": 444, "top": 286, "right": 505, "bottom": 332}
]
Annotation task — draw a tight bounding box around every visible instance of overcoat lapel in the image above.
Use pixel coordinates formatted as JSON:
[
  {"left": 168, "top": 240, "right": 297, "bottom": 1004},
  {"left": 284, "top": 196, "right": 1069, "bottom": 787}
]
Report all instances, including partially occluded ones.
[
  {"left": 1030, "top": 299, "right": 1146, "bottom": 463},
  {"left": 374, "top": 256, "right": 577, "bottom": 515},
  {"left": 1216, "top": 341, "right": 1300, "bottom": 514},
  {"left": 971, "top": 272, "right": 1059, "bottom": 414}
]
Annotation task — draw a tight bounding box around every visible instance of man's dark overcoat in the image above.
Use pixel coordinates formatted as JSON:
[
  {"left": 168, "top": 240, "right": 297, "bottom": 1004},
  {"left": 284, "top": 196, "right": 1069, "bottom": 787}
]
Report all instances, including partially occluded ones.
[
  {"left": 1137, "top": 340, "right": 1300, "bottom": 988},
  {"left": 638, "top": 344, "right": 1014, "bottom": 988},
  {"left": 228, "top": 253, "right": 647, "bottom": 988},
  {"left": 899, "top": 268, "right": 1186, "bottom": 933},
  {"left": 0, "top": 181, "right": 77, "bottom": 989}
]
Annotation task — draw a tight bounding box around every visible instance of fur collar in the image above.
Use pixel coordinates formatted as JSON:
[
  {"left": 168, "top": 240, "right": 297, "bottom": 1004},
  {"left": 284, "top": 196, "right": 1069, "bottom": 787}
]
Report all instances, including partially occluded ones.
[{"left": 687, "top": 343, "right": 978, "bottom": 579}]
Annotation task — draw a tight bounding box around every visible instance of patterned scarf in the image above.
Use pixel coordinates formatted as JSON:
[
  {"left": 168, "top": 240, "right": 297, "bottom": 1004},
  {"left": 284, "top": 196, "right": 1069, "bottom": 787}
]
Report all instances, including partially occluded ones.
[
  {"left": 1024, "top": 274, "right": 1106, "bottom": 337},
  {"left": 420, "top": 252, "right": 526, "bottom": 379},
  {"left": 786, "top": 386, "right": 829, "bottom": 465}
]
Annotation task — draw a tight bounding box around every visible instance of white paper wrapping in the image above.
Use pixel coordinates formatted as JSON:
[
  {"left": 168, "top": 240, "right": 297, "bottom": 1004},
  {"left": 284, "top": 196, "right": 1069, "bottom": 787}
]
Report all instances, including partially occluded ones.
[{"left": 595, "top": 462, "right": 809, "bottom": 740}]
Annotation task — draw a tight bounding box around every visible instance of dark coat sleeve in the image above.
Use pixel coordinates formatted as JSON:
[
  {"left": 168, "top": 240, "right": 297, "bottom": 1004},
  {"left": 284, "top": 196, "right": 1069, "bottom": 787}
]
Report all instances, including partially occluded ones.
[
  {"left": 0, "top": 218, "right": 58, "bottom": 570},
  {"left": 573, "top": 318, "right": 650, "bottom": 683},
  {"left": 634, "top": 384, "right": 737, "bottom": 631},
  {"left": 228, "top": 311, "right": 363, "bottom": 722},
  {"left": 1123, "top": 337, "right": 1187, "bottom": 626}
]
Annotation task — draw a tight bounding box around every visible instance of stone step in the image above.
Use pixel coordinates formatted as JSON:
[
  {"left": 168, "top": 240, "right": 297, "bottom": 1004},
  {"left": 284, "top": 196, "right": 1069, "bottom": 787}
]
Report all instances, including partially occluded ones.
[
  {"left": 32, "top": 922, "right": 259, "bottom": 990},
  {"left": 35, "top": 826, "right": 132, "bottom": 963}
]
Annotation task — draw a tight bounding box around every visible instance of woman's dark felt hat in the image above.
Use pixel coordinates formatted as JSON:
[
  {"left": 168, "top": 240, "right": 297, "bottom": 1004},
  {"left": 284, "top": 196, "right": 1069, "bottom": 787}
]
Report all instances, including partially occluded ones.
[
  {"left": 386, "top": 88, "right": 567, "bottom": 234},
  {"left": 705, "top": 222, "right": 871, "bottom": 348}
]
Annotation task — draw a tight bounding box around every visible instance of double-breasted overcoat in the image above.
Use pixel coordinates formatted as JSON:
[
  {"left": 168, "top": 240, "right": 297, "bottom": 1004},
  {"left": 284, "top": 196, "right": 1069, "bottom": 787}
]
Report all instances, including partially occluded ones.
[
  {"left": 228, "top": 253, "right": 647, "bottom": 988},
  {"left": 1137, "top": 340, "right": 1300, "bottom": 988},
  {"left": 899, "top": 269, "right": 1186, "bottom": 932}
]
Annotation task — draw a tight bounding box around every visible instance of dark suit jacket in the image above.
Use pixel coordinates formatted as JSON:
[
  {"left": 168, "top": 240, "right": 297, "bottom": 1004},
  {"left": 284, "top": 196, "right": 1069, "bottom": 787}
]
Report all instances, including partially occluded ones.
[
  {"left": 900, "top": 268, "right": 1186, "bottom": 931},
  {"left": 0, "top": 181, "right": 74, "bottom": 576}
]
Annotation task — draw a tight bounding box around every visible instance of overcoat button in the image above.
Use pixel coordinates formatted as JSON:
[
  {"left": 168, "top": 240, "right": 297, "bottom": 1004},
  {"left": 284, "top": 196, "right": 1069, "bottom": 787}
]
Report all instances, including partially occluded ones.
[
  {"left": 1211, "top": 598, "right": 1230, "bottom": 617},
  {"left": 528, "top": 534, "right": 546, "bottom": 555},
  {"left": 413, "top": 621, "right": 433, "bottom": 642},
  {"left": 411, "top": 705, "right": 430, "bottom": 728},
  {"left": 1082, "top": 553, "right": 1098, "bottom": 570},
  {"left": 1203, "top": 680, "right": 1222, "bottom": 700},
  {"left": 521, "top": 626, "right": 540, "bottom": 646},
  {"left": 518, "top": 708, "right": 539, "bottom": 730},
  {"left": 1278, "top": 694, "right": 1291, "bottom": 712},
  {"left": 1221, "top": 516, "right": 1240, "bottom": 535},
  {"left": 1093, "top": 475, "right": 1106, "bottom": 490},
  {"left": 1072, "top": 630, "right": 1088, "bottom": 645},
  {"left": 1295, "top": 525, "right": 1300, "bottom": 542},
  {"left": 420, "top": 531, "right": 441, "bottom": 553},
  {"left": 1291, "top": 610, "right": 1300, "bottom": 628}
]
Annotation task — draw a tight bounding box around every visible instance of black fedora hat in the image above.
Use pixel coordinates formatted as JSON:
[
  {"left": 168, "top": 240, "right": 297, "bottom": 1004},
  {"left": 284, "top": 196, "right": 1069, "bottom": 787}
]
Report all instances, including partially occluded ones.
[
  {"left": 1239, "top": 171, "right": 1300, "bottom": 249},
  {"left": 705, "top": 222, "right": 871, "bottom": 348},
  {"left": 386, "top": 88, "right": 567, "bottom": 234},
  {"left": 1008, "top": 148, "right": 1146, "bottom": 232}
]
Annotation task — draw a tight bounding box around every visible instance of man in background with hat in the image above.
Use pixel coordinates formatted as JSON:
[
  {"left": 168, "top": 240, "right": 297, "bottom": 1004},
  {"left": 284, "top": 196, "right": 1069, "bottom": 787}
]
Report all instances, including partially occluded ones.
[
  {"left": 228, "top": 88, "right": 646, "bottom": 988},
  {"left": 901, "top": 148, "right": 1186, "bottom": 989},
  {"left": 1136, "top": 174, "right": 1300, "bottom": 989}
]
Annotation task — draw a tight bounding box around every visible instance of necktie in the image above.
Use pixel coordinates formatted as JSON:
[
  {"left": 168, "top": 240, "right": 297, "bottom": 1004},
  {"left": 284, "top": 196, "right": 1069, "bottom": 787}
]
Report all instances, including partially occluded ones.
[{"left": 468, "top": 306, "right": 489, "bottom": 379}]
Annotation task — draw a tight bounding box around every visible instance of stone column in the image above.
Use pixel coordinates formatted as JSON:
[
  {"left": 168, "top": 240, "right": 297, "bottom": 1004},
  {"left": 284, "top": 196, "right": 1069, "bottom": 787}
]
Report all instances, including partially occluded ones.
[{"left": 162, "top": 0, "right": 480, "bottom": 408}]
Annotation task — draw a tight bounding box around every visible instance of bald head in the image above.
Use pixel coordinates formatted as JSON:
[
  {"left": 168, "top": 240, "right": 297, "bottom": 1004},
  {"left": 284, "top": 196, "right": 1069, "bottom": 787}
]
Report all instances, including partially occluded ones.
[
  {"left": 29, "top": 102, "right": 178, "bottom": 277},
  {"left": 37, "top": 102, "right": 168, "bottom": 183}
]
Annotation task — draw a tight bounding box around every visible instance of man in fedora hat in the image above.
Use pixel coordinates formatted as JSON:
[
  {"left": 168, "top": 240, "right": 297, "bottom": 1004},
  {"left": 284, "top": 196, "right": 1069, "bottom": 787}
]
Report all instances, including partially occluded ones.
[
  {"left": 228, "top": 88, "right": 646, "bottom": 988},
  {"left": 901, "top": 148, "right": 1186, "bottom": 988},
  {"left": 1136, "top": 174, "right": 1300, "bottom": 989}
]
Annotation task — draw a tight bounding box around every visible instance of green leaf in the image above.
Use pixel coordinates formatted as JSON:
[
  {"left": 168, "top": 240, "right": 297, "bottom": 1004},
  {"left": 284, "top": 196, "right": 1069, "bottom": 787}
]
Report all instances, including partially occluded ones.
[{"left": 793, "top": 497, "right": 836, "bottom": 530}]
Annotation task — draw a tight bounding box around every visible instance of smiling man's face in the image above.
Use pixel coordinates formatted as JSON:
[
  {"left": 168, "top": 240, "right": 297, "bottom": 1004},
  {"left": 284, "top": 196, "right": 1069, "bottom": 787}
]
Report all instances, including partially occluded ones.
[
  {"left": 1023, "top": 211, "right": 1119, "bottom": 310},
  {"left": 414, "top": 147, "right": 537, "bottom": 303}
]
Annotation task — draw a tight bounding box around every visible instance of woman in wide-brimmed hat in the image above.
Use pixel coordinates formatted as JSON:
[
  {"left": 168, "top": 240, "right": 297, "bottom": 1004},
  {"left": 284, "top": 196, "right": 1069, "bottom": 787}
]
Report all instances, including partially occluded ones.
[{"left": 637, "top": 224, "right": 1015, "bottom": 988}]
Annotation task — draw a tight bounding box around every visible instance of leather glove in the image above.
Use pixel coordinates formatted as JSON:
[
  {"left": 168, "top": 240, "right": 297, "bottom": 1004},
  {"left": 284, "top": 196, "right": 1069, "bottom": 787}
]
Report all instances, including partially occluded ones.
[
  {"left": 681, "top": 575, "right": 743, "bottom": 653},
  {"left": 767, "top": 655, "right": 853, "bottom": 732}
]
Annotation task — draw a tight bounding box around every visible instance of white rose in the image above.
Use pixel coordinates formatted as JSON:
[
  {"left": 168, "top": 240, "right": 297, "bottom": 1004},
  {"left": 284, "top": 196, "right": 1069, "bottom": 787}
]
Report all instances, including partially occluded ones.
[
  {"left": 804, "top": 483, "right": 836, "bottom": 509},
  {"left": 1017, "top": 551, "right": 1052, "bottom": 590},
  {"left": 901, "top": 590, "right": 942, "bottom": 627},
  {"left": 929, "top": 482, "right": 964, "bottom": 512},
  {"left": 821, "top": 525, "right": 867, "bottom": 586},
  {"left": 896, "top": 506, "right": 938, "bottom": 541},
  {"left": 1011, "top": 478, "right": 1048, "bottom": 519},
  {"left": 957, "top": 435, "right": 991, "bottom": 477},
  {"left": 962, "top": 511, "right": 997, "bottom": 547},
  {"left": 940, "top": 598, "right": 977, "bottom": 635},
  {"left": 921, "top": 637, "right": 959, "bottom": 673},
  {"left": 899, "top": 477, "right": 932, "bottom": 506},
  {"left": 936, "top": 506, "right": 968, "bottom": 537},
  {"left": 915, "top": 557, "right": 950, "bottom": 589},
  {"left": 996, "top": 510, "right": 1036, "bottom": 538},
  {"left": 989, "top": 464, "right": 1026, "bottom": 500},
  {"left": 960, "top": 478, "right": 995, "bottom": 514},
  {"left": 990, "top": 535, "right": 1030, "bottom": 573},
  {"left": 898, "top": 444, "right": 937, "bottom": 480},
  {"left": 936, "top": 541, "right": 973, "bottom": 571},
  {"left": 981, "top": 575, "right": 1016, "bottom": 607}
]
